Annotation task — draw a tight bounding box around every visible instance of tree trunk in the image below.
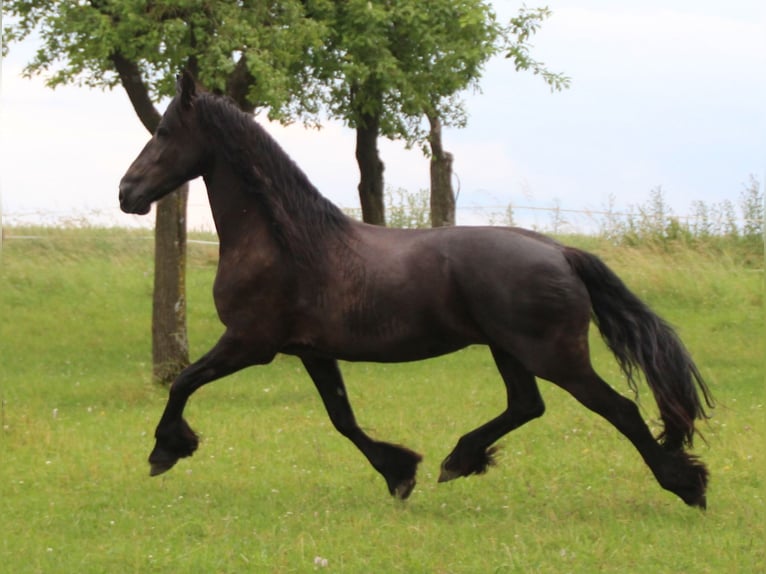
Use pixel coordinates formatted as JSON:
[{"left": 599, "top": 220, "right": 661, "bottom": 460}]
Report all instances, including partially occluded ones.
[
  {"left": 355, "top": 113, "right": 386, "bottom": 225},
  {"left": 151, "top": 186, "right": 190, "bottom": 384},
  {"left": 113, "top": 52, "right": 190, "bottom": 384},
  {"left": 428, "top": 113, "right": 455, "bottom": 227}
]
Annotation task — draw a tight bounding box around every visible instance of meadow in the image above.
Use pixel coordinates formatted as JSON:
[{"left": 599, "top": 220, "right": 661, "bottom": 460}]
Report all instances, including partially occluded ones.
[{"left": 0, "top": 227, "right": 763, "bottom": 573}]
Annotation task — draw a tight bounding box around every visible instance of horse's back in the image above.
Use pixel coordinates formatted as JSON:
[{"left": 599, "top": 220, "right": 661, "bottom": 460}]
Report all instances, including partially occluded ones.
[
  {"left": 436, "top": 226, "right": 587, "bottom": 310},
  {"left": 428, "top": 226, "right": 593, "bottom": 371},
  {"left": 359, "top": 223, "right": 590, "bottom": 329}
]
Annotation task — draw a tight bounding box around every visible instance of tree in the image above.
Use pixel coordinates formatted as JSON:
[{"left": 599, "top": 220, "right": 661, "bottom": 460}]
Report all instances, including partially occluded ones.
[
  {"left": 309, "top": 0, "right": 502, "bottom": 226},
  {"left": 428, "top": 113, "right": 456, "bottom": 227},
  {"left": 504, "top": 6, "right": 570, "bottom": 92},
  {"left": 312, "top": 2, "right": 568, "bottom": 227},
  {"left": 113, "top": 54, "right": 191, "bottom": 383},
  {"left": 4, "top": 0, "right": 331, "bottom": 382},
  {"left": 423, "top": 5, "right": 571, "bottom": 227}
]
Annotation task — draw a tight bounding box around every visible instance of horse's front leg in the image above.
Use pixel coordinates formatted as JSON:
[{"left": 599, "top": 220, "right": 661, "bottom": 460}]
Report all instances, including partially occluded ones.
[
  {"left": 301, "top": 356, "right": 422, "bottom": 499},
  {"left": 148, "top": 331, "right": 261, "bottom": 476}
]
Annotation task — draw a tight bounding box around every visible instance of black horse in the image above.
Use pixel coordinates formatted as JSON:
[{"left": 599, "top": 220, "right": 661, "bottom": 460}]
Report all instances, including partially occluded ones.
[{"left": 119, "top": 72, "right": 713, "bottom": 508}]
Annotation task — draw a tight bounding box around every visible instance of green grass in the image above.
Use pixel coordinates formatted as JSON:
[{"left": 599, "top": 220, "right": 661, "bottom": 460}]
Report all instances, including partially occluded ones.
[{"left": 1, "top": 228, "right": 763, "bottom": 573}]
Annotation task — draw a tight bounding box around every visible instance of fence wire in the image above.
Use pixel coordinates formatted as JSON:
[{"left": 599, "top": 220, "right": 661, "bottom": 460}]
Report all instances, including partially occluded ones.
[{"left": 2, "top": 200, "right": 764, "bottom": 238}]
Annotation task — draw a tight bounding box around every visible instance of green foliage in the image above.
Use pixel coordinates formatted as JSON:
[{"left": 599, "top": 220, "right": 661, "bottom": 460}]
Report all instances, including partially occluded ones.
[
  {"left": 740, "top": 174, "right": 764, "bottom": 239},
  {"left": 5, "top": 0, "right": 566, "bottom": 137},
  {"left": 594, "top": 180, "right": 764, "bottom": 264},
  {"left": 4, "top": 0, "right": 332, "bottom": 120},
  {"left": 385, "top": 187, "right": 431, "bottom": 229},
  {"left": 317, "top": 0, "right": 503, "bottom": 146},
  {"left": 1, "top": 227, "right": 763, "bottom": 572},
  {"left": 504, "top": 6, "right": 571, "bottom": 92},
  {"left": 342, "top": 186, "right": 431, "bottom": 228}
]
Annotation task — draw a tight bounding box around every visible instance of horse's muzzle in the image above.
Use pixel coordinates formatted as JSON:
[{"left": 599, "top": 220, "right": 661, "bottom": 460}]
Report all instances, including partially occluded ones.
[{"left": 118, "top": 181, "right": 151, "bottom": 215}]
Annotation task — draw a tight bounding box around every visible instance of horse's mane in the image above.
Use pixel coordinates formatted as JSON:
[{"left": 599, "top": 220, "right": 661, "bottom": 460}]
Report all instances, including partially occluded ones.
[{"left": 194, "top": 92, "right": 351, "bottom": 263}]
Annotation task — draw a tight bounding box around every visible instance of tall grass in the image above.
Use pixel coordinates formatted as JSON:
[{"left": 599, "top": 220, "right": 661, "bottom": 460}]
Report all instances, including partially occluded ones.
[
  {"left": 1, "top": 227, "right": 763, "bottom": 573},
  {"left": 499, "top": 178, "right": 764, "bottom": 263}
]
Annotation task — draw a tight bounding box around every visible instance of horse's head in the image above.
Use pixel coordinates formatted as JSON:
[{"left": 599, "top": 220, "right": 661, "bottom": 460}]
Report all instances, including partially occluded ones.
[{"left": 119, "top": 71, "right": 208, "bottom": 215}]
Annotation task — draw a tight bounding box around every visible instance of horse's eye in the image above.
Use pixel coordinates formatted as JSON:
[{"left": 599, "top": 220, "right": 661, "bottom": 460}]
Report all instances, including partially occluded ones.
[{"left": 156, "top": 126, "right": 170, "bottom": 139}]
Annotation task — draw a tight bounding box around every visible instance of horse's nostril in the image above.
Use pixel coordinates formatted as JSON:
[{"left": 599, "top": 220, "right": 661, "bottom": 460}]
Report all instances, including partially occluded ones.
[
  {"left": 118, "top": 180, "right": 132, "bottom": 204},
  {"left": 118, "top": 181, "right": 135, "bottom": 209}
]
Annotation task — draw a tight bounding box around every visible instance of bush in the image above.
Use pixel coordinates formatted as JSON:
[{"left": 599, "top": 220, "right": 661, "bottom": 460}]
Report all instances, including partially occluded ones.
[
  {"left": 594, "top": 178, "right": 763, "bottom": 263},
  {"left": 385, "top": 187, "right": 431, "bottom": 229}
]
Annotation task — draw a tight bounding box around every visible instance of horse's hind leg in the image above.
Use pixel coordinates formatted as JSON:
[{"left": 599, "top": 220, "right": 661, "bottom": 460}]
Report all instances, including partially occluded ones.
[
  {"left": 552, "top": 370, "right": 708, "bottom": 508},
  {"left": 439, "top": 346, "right": 545, "bottom": 483},
  {"left": 301, "top": 356, "right": 422, "bottom": 499}
]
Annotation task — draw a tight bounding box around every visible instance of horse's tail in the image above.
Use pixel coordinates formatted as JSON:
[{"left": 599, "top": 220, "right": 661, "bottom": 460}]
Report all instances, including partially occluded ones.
[{"left": 563, "top": 247, "right": 714, "bottom": 449}]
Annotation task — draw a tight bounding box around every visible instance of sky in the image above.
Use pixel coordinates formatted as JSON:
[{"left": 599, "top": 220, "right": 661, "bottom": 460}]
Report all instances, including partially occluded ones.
[{"left": 1, "top": 0, "right": 765, "bottom": 232}]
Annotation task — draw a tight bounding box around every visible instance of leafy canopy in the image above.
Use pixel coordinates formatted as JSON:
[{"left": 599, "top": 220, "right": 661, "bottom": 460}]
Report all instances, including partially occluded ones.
[
  {"left": 312, "top": 1, "right": 568, "bottom": 147},
  {"left": 5, "top": 1, "right": 568, "bottom": 141},
  {"left": 314, "top": 0, "right": 501, "bottom": 145},
  {"left": 4, "top": 0, "right": 334, "bottom": 121}
]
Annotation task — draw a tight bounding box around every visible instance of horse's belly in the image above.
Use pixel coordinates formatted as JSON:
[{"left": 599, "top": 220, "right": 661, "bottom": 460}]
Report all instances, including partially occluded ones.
[
  {"left": 285, "top": 313, "right": 480, "bottom": 363},
  {"left": 334, "top": 337, "right": 472, "bottom": 363}
]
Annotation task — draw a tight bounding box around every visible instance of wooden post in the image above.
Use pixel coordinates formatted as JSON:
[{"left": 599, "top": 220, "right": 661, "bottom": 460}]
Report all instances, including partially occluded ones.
[{"left": 152, "top": 185, "right": 190, "bottom": 384}]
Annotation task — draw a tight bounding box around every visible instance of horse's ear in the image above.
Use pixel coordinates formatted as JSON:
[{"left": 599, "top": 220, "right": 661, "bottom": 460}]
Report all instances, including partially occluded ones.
[{"left": 176, "top": 70, "right": 197, "bottom": 109}]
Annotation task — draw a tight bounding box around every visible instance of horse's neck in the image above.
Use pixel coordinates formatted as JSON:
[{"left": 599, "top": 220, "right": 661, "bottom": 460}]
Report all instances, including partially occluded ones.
[
  {"left": 203, "top": 151, "right": 353, "bottom": 266},
  {"left": 203, "top": 167, "right": 274, "bottom": 251}
]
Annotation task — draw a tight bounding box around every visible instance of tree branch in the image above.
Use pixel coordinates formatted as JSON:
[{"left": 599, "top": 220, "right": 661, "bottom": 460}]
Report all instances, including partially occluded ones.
[{"left": 110, "top": 52, "right": 161, "bottom": 133}]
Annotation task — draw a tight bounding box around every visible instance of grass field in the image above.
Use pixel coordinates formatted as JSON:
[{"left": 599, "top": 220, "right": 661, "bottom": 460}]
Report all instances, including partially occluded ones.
[{"left": 1, "top": 227, "right": 763, "bottom": 573}]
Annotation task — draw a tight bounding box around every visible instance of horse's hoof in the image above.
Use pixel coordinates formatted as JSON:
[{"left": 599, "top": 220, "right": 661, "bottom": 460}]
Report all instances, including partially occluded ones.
[
  {"left": 149, "top": 457, "right": 178, "bottom": 476},
  {"left": 690, "top": 493, "right": 707, "bottom": 511},
  {"left": 437, "top": 465, "right": 460, "bottom": 483},
  {"left": 149, "top": 459, "right": 178, "bottom": 477},
  {"left": 393, "top": 478, "right": 417, "bottom": 500},
  {"left": 148, "top": 446, "right": 179, "bottom": 476}
]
